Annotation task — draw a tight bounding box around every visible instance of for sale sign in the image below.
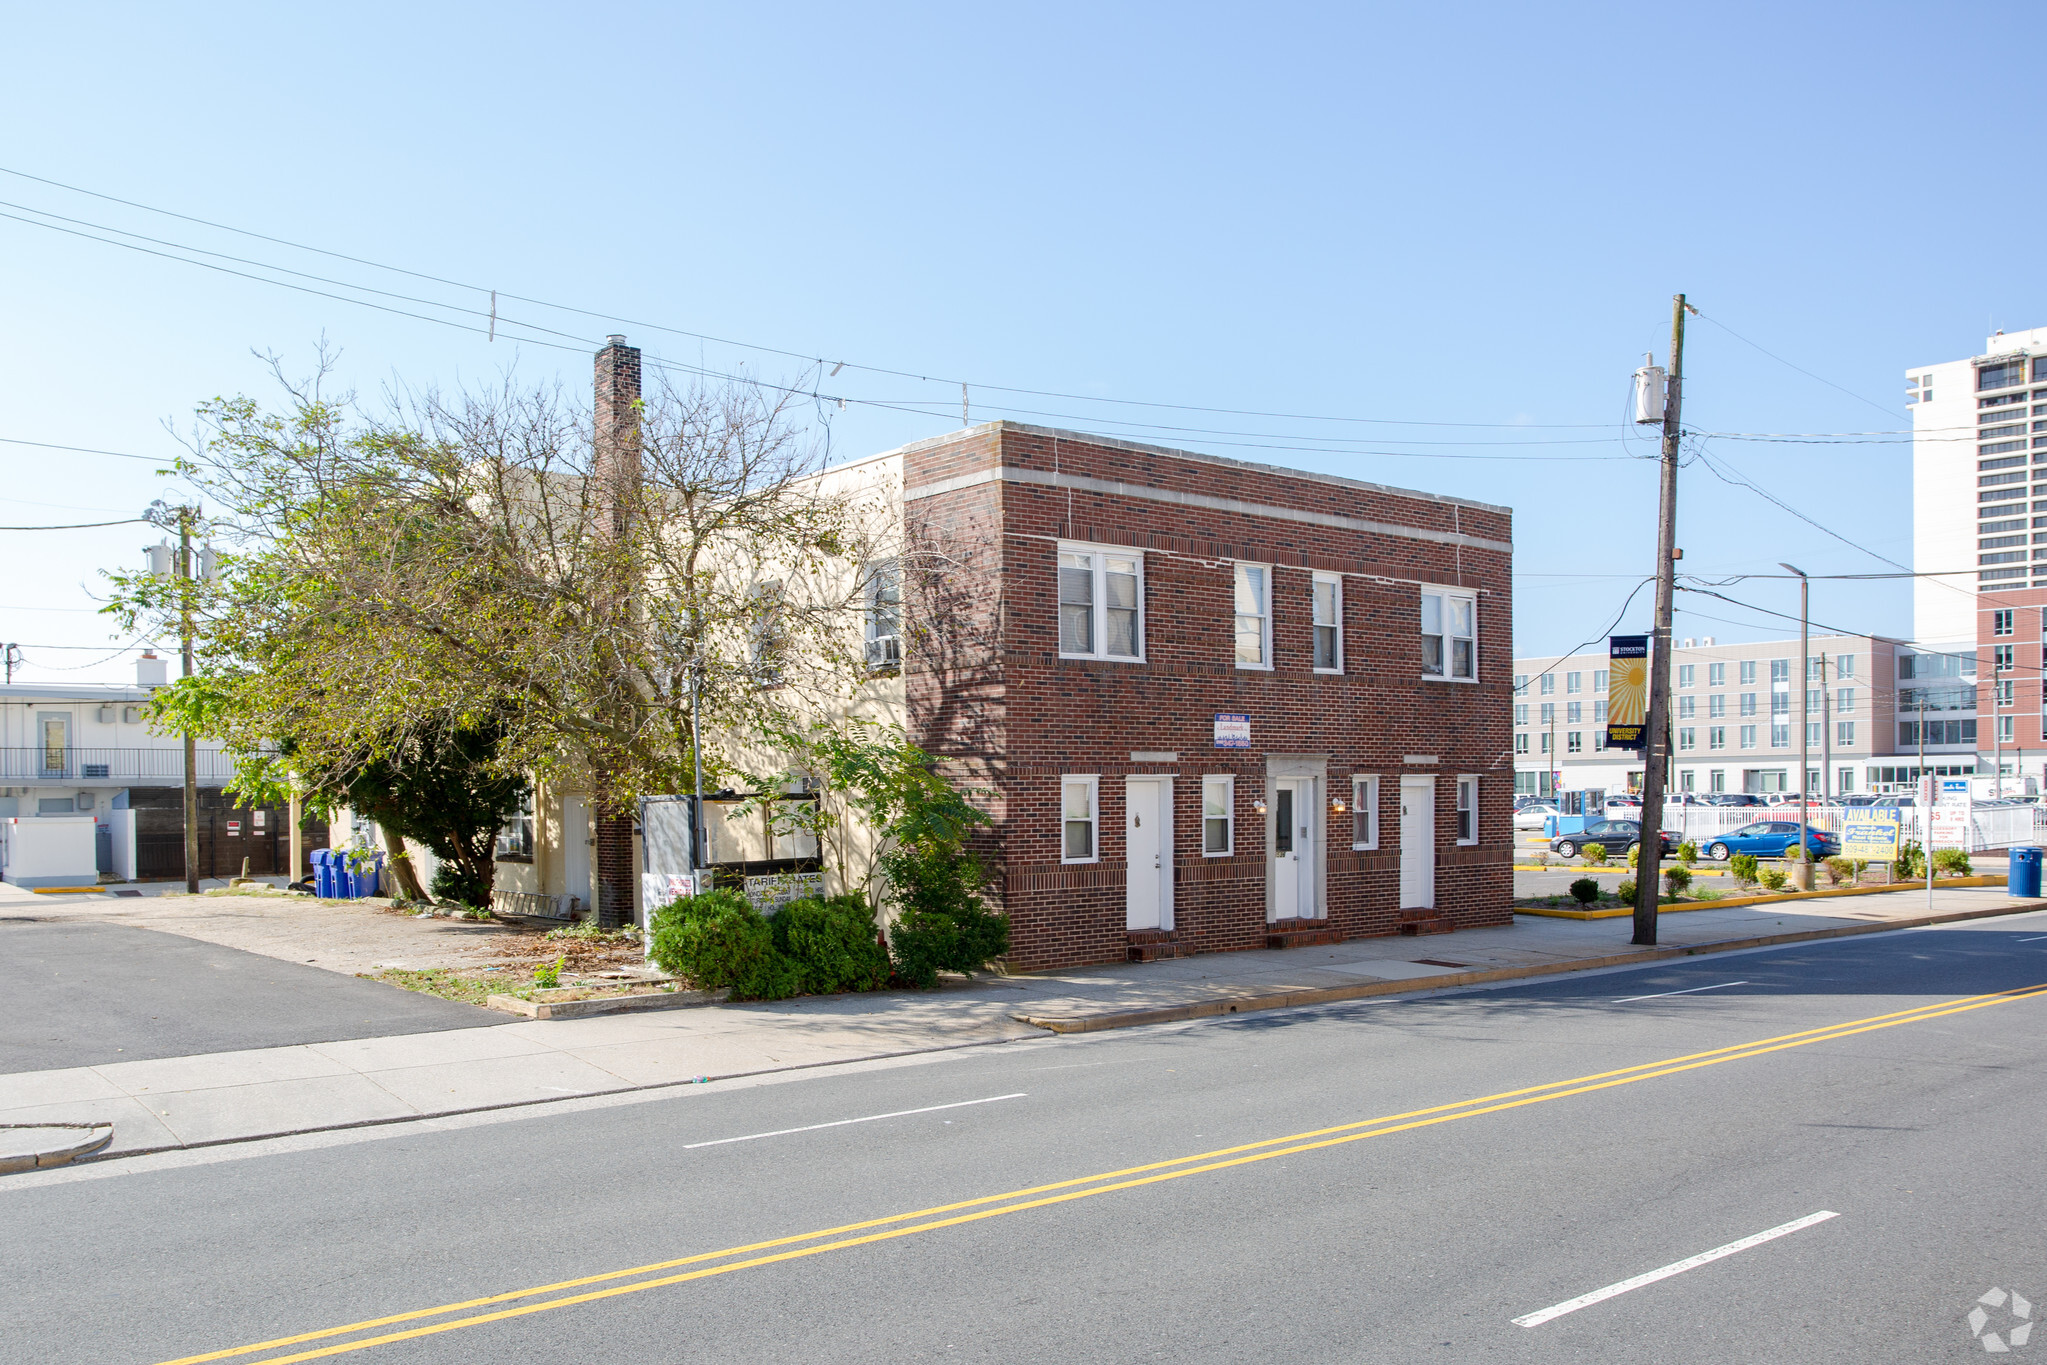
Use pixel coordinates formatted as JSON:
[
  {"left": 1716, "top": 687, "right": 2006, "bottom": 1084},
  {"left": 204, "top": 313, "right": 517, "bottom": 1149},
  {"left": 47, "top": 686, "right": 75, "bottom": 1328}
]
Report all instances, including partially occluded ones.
[
  {"left": 1213, "top": 713, "right": 1251, "bottom": 749},
  {"left": 1840, "top": 818, "right": 1899, "bottom": 861}
]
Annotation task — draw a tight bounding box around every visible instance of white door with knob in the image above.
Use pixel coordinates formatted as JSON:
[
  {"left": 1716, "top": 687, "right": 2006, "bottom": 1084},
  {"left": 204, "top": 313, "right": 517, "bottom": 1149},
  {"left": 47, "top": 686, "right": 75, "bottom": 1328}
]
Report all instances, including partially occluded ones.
[
  {"left": 1400, "top": 775, "right": 1436, "bottom": 909},
  {"left": 1270, "top": 777, "right": 1319, "bottom": 920},
  {"left": 1125, "top": 777, "right": 1173, "bottom": 930}
]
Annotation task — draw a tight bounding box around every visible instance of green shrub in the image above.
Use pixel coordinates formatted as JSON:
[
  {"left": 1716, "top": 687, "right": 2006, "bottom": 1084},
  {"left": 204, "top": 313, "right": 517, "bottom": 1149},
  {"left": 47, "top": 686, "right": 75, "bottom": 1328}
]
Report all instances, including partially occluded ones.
[
  {"left": 1615, "top": 878, "right": 1637, "bottom": 904},
  {"left": 1822, "top": 856, "right": 1851, "bottom": 887},
  {"left": 1627, "top": 842, "right": 1642, "bottom": 870},
  {"left": 772, "top": 893, "right": 891, "bottom": 995},
  {"left": 1932, "top": 847, "right": 1974, "bottom": 877},
  {"left": 1568, "top": 877, "right": 1599, "bottom": 905},
  {"left": 1729, "top": 853, "right": 1760, "bottom": 886},
  {"left": 1757, "top": 865, "right": 1788, "bottom": 892},
  {"left": 533, "top": 955, "right": 563, "bottom": 989},
  {"left": 1895, "top": 840, "right": 1924, "bottom": 880},
  {"left": 885, "top": 845, "right": 1008, "bottom": 988},
  {"left": 649, "top": 889, "right": 800, "bottom": 1000},
  {"left": 1676, "top": 841, "right": 1699, "bottom": 867},
  {"left": 1580, "top": 842, "right": 1609, "bottom": 866},
  {"left": 1663, "top": 865, "right": 1693, "bottom": 896}
]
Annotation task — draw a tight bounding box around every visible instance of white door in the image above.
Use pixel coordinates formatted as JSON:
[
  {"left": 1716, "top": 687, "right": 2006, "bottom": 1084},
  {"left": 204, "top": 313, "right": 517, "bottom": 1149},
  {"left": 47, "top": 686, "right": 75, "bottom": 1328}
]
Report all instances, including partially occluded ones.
[
  {"left": 1126, "top": 778, "right": 1169, "bottom": 930},
  {"left": 1271, "top": 778, "right": 1318, "bottom": 919},
  {"left": 1400, "top": 776, "right": 1436, "bottom": 909},
  {"left": 564, "top": 797, "right": 593, "bottom": 915}
]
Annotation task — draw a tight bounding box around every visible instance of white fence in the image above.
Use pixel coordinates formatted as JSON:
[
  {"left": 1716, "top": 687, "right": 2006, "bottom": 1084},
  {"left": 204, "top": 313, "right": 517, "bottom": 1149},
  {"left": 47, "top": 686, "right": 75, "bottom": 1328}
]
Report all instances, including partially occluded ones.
[{"left": 1653, "top": 804, "right": 2045, "bottom": 854}]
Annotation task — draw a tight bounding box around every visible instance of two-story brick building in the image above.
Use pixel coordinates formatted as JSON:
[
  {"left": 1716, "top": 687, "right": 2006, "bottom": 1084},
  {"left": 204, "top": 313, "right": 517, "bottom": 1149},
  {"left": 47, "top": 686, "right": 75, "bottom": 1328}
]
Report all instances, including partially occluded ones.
[
  {"left": 495, "top": 339, "right": 1514, "bottom": 972},
  {"left": 894, "top": 421, "right": 1513, "bottom": 970}
]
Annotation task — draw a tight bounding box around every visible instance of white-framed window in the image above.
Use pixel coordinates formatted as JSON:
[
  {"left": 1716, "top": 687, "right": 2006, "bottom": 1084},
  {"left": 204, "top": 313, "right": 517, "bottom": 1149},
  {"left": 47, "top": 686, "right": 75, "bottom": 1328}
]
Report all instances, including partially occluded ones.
[
  {"left": 1678, "top": 696, "right": 1695, "bottom": 719},
  {"left": 1593, "top": 669, "right": 1608, "bottom": 692},
  {"left": 1593, "top": 700, "right": 1608, "bottom": 723},
  {"left": 1352, "top": 774, "right": 1380, "bottom": 849},
  {"left": 1836, "top": 687, "right": 1855, "bottom": 714},
  {"left": 1540, "top": 732, "right": 1552, "bottom": 754},
  {"left": 1708, "top": 662, "right": 1726, "bottom": 687},
  {"left": 1999, "top": 715, "right": 2016, "bottom": 743},
  {"left": 1708, "top": 694, "right": 1725, "bottom": 718},
  {"left": 1567, "top": 702, "right": 1582, "bottom": 724},
  {"left": 1201, "top": 775, "right": 1234, "bottom": 856},
  {"left": 1514, "top": 704, "right": 1528, "bottom": 725},
  {"left": 863, "top": 559, "right": 901, "bottom": 668},
  {"left": 1540, "top": 674, "right": 1555, "bottom": 695},
  {"left": 1058, "top": 544, "right": 1143, "bottom": 661},
  {"left": 1061, "top": 776, "right": 1099, "bottom": 863},
  {"left": 1995, "top": 609, "right": 2015, "bottom": 636},
  {"left": 1679, "top": 727, "right": 1696, "bottom": 750},
  {"left": 1740, "top": 724, "right": 1757, "bottom": 749},
  {"left": 495, "top": 793, "right": 535, "bottom": 862},
  {"left": 1420, "top": 587, "right": 1476, "bottom": 680},
  {"left": 1567, "top": 731, "right": 1583, "bottom": 753},
  {"left": 1455, "top": 775, "right": 1478, "bottom": 845},
  {"left": 1837, "top": 720, "right": 1855, "bottom": 746},
  {"left": 1837, "top": 654, "right": 1855, "bottom": 679},
  {"left": 1513, "top": 673, "right": 1528, "bottom": 694},
  {"left": 1311, "top": 572, "right": 1343, "bottom": 672},
  {"left": 1514, "top": 733, "right": 1529, "bottom": 754},
  {"left": 1234, "top": 563, "right": 1271, "bottom": 668},
  {"left": 1740, "top": 660, "right": 1757, "bottom": 685},
  {"left": 1709, "top": 726, "right": 1726, "bottom": 750},
  {"left": 1566, "top": 671, "right": 1582, "bottom": 694},
  {"left": 1678, "top": 664, "right": 1695, "bottom": 688}
]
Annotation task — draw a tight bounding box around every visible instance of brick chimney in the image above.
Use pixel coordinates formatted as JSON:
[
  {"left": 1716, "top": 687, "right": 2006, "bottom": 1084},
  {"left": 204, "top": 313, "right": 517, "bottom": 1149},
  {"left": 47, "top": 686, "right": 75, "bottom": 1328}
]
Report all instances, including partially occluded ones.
[
  {"left": 594, "top": 335, "right": 642, "bottom": 536},
  {"left": 592, "top": 336, "right": 642, "bottom": 929}
]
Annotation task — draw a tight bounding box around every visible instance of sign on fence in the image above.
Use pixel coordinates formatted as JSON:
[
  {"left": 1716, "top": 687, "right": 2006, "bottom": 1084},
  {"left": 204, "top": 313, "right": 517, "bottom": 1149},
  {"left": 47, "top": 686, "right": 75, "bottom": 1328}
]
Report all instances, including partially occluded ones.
[
  {"left": 1841, "top": 818, "right": 1899, "bottom": 862},
  {"left": 744, "top": 871, "right": 823, "bottom": 915},
  {"left": 641, "top": 870, "right": 708, "bottom": 909}
]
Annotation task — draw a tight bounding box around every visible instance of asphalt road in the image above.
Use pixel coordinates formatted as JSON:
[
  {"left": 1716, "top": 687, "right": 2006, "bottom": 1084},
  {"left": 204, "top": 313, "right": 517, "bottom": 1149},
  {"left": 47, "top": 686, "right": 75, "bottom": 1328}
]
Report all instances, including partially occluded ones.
[
  {"left": 0, "top": 921, "right": 501, "bottom": 1072},
  {"left": 11, "top": 912, "right": 2047, "bottom": 1362}
]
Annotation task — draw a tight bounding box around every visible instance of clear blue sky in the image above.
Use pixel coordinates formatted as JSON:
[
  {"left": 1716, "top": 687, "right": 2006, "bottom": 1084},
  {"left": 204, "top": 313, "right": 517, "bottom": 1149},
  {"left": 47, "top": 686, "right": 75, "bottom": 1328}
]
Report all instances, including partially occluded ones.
[{"left": 1, "top": 1, "right": 2036, "bottom": 684}]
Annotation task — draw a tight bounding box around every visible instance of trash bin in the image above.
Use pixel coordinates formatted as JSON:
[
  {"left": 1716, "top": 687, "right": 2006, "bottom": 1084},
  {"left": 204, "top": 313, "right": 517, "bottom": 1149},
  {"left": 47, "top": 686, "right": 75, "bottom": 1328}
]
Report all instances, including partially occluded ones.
[
  {"left": 311, "top": 848, "right": 334, "bottom": 898},
  {"left": 2010, "top": 846, "right": 2042, "bottom": 899}
]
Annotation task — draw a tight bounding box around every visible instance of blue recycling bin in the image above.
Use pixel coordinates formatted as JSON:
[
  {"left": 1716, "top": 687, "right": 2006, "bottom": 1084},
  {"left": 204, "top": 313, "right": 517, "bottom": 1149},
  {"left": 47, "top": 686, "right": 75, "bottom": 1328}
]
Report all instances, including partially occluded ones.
[
  {"left": 342, "top": 852, "right": 384, "bottom": 899},
  {"left": 311, "top": 848, "right": 335, "bottom": 898},
  {"left": 2010, "top": 846, "right": 2042, "bottom": 899}
]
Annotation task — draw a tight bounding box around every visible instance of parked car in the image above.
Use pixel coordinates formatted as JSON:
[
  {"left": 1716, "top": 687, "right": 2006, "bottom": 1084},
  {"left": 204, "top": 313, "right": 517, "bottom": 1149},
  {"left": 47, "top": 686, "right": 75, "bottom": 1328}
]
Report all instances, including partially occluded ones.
[
  {"left": 1513, "top": 802, "right": 1563, "bottom": 830},
  {"left": 1549, "top": 819, "right": 1675, "bottom": 860},
  {"left": 1702, "top": 793, "right": 1763, "bottom": 807},
  {"left": 1701, "top": 822, "right": 1839, "bottom": 861}
]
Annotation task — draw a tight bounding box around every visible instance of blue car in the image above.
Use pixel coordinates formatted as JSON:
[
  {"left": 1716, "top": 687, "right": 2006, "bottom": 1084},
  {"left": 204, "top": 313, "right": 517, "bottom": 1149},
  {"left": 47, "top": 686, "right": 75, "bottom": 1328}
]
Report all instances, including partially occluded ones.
[{"left": 1704, "top": 822, "right": 1838, "bottom": 862}]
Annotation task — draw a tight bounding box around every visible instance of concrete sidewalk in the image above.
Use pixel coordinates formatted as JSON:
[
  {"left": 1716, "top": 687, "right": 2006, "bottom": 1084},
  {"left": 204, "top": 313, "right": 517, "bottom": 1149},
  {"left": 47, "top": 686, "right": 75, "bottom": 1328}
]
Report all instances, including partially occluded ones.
[{"left": 4, "top": 884, "right": 2042, "bottom": 1162}]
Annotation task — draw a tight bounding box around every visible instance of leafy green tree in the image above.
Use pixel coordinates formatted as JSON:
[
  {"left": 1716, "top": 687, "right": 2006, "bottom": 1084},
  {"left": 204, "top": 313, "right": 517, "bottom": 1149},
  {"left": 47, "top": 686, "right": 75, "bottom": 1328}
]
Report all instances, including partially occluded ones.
[{"left": 336, "top": 720, "right": 530, "bottom": 906}]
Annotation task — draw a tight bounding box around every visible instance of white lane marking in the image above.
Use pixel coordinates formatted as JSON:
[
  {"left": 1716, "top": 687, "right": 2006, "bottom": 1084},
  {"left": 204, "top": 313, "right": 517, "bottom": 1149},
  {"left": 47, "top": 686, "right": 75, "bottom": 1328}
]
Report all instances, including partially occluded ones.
[
  {"left": 2016, "top": 935, "right": 2047, "bottom": 943},
  {"left": 1614, "top": 981, "right": 1748, "bottom": 1003},
  {"left": 1513, "top": 1211, "right": 1840, "bottom": 1328},
  {"left": 683, "top": 1093, "right": 1027, "bottom": 1149}
]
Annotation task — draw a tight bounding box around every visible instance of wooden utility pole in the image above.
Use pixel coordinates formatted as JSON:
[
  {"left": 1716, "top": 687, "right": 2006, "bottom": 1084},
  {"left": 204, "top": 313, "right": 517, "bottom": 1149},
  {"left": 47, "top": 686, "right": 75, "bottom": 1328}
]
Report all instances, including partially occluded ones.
[
  {"left": 1633, "top": 294, "right": 1688, "bottom": 946},
  {"left": 179, "top": 507, "right": 199, "bottom": 894}
]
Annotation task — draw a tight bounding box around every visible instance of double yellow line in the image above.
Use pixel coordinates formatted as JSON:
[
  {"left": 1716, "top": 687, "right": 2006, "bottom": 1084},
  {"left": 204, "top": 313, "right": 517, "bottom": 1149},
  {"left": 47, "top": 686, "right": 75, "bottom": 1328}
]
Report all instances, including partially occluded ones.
[{"left": 162, "top": 982, "right": 2047, "bottom": 1365}]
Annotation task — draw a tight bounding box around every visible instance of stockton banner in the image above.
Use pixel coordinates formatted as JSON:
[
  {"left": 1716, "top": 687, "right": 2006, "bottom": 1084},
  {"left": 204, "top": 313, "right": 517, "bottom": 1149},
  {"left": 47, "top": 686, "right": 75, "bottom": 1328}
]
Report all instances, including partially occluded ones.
[{"left": 1605, "top": 635, "right": 1649, "bottom": 750}]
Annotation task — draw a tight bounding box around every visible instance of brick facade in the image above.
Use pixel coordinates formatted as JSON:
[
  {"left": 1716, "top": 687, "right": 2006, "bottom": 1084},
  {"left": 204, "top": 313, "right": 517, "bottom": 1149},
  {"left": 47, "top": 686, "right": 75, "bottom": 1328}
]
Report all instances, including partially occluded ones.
[{"left": 900, "top": 422, "right": 1513, "bottom": 972}]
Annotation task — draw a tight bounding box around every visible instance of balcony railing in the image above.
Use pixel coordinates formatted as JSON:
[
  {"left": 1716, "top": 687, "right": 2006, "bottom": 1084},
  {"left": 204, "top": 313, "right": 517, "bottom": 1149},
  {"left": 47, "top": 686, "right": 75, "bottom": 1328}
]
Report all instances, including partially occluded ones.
[{"left": 0, "top": 747, "right": 240, "bottom": 783}]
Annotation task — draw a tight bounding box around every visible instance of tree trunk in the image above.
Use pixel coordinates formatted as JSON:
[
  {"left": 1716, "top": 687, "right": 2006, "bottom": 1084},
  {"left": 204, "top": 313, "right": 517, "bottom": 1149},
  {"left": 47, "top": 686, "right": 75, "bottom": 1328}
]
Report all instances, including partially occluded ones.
[{"left": 382, "top": 828, "right": 428, "bottom": 901}]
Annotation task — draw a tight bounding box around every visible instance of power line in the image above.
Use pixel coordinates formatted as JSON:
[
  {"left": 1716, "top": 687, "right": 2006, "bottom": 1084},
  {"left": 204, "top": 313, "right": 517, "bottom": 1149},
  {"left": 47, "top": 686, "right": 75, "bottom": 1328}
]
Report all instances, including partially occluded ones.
[
  {"left": 0, "top": 517, "right": 144, "bottom": 531},
  {"left": 1690, "top": 308, "right": 1903, "bottom": 421},
  {"left": 0, "top": 163, "right": 1632, "bottom": 434},
  {"left": 0, "top": 436, "right": 176, "bottom": 463}
]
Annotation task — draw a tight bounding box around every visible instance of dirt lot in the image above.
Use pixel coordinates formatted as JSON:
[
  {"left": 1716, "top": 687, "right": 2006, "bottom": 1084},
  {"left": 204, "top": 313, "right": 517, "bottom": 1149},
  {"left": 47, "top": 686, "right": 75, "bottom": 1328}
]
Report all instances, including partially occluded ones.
[{"left": 18, "top": 890, "right": 652, "bottom": 1002}]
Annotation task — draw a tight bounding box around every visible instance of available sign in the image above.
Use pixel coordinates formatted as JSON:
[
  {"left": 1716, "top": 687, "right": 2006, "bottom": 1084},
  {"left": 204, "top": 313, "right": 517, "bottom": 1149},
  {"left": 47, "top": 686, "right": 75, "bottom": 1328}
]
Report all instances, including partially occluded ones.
[
  {"left": 1840, "top": 817, "right": 1899, "bottom": 861},
  {"left": 1214, "top": 713, "right": 1251, "bottom": 749},
  {"left": 1605, "top": 635, "right": 1648, "bottom": 751}
]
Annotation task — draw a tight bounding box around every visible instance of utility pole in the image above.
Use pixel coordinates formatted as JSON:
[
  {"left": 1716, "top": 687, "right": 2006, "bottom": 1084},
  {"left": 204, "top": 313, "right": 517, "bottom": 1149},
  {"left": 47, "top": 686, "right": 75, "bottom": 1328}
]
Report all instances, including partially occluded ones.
[
  {"left": 2, "top": 643, "right": 18, "bottom": 684},
  {"left": 179, "top": 507, "right": 199, "bottom": 895},
  {"left": 1781, "top": 563, "right": 1810, "bottom": 876},
  {"left": 1633, "top": 294, "right": 1688, "bottom": 947}
]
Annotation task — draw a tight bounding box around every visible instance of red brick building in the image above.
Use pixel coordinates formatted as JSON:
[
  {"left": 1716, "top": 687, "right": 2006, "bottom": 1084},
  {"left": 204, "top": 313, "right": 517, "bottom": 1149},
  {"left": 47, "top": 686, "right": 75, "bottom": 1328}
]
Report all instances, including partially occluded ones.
[{"left": 899, "top": 422, "right": 1513, "bottom": 972}]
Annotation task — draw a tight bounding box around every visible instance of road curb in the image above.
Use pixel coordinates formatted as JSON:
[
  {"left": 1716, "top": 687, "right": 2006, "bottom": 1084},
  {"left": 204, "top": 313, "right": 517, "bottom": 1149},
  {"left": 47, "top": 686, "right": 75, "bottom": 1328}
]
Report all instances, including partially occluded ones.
[
  {"left": 1010, "top": 897, "right": 2047, "bottom": 1034},
  {"left": 1517, "top": 875, "right": 2006, "bottom": 920},
  {"left": 0, "top": 1123, "right": 115, "bottom": 1174},
  {"left": 486, "top": 987, "right": 729, "bottom": 1020}
]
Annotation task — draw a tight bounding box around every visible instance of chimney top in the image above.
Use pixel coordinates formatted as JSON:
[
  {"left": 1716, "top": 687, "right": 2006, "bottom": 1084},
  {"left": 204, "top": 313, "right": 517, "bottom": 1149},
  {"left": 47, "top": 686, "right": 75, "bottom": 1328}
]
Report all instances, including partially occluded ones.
[{"left": 605, "top": 334, "right": 627, "bottom": 347}]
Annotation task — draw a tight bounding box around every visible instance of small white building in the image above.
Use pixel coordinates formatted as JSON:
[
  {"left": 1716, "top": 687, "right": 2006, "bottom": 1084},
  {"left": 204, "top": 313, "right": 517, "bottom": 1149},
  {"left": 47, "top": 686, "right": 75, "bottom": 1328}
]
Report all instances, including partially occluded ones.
[{"left": 0, "top": 654, "right": 241, "bottom": 882}]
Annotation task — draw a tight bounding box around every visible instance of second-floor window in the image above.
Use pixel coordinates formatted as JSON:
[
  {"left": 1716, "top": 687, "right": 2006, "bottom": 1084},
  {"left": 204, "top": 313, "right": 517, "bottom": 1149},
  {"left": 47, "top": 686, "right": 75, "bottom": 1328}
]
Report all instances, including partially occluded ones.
[
  {"left": 1312, "top": 573, "right": 1342, "bottom": 672},
  {"left": 1234, "top": 563, "right": 1271, "bottom": 668},
  {"left": 1059, "top": 545, "right": 1142, "bottom": 661},
  {"left": 863, "top": 559, "right": 900, "bottom": 668},
  {"left": 1421, "top": 588, "right": 1476, "bottom": 680}
]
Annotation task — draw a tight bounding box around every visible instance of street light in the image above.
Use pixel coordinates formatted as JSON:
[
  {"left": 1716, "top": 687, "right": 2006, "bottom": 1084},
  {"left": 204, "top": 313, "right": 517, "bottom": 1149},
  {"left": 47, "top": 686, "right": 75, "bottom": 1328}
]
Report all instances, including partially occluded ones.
[{"left": 1779, "top": 562, "right": 1810, "bottom": 875}]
